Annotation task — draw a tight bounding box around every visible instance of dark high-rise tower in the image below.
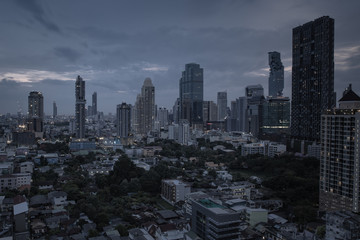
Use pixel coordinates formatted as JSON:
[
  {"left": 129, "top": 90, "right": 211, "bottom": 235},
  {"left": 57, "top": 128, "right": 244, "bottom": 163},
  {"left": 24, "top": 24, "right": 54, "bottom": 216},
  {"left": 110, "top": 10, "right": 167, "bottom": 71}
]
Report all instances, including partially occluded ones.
[
  {"left": 291, "top": 16, "right": 335, "bottom": 142},
  {"left": 53, "top": 101, "right": 57, "bottom": 118},
  {"left": 75, "top": 75, "right": 86, "bottom": 139},
  {"left": 116, "top": 102, "right": 131, "bottom": 138},
  {"left": 92, "top": 92, "right": 97, "bottom": 116},
  {"left": 27, "top": 91, "right": 44, "bottom": 133},
  {"left": 28, "top": 91, "right": 44, "bottom": 119},
  {"left": 268, "top": 52, "right": 284, "bottom": 97},
  {"left": 179, "top": 63, "right": 204, "bottom": 126}
]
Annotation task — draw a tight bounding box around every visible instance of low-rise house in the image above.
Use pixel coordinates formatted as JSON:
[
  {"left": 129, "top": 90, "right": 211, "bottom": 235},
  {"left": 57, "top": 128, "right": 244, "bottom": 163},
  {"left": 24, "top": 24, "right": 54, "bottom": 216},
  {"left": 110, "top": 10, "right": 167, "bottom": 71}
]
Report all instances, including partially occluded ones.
[
  {"left": 216, "top": 170, "right": 233, "bottom": 181},
  {"left": 0, "top": 162, "right": 13, "bottom": 175},
  {"left": 155, "top": 223, "right": 187, "bottom": 240},
  {"left": 20, "top": 161, "right": 34, "bottom": 174},
  {"left": 205, "top": 162, "right": 225, "bottom": 170},
  {"left": 128, "top": 228, "right": 155, "bottom": 240},
  {"left": 30, "top": 195, "right": 50, "bottom": 208},
  {"left": 34, "top": 153, "right": 59, "bottom": 165},
  {"left": 326, "top": 211, "right": 360, "bottom": 240},
  {"left": 48, "top": 191, "right": 68, "bottom": 209},
  {"left": 31, "top": 219, "right": 47, "bottom": 237},
  {"left": 217, "top": 182, "right": 255, "bottom": 200}
]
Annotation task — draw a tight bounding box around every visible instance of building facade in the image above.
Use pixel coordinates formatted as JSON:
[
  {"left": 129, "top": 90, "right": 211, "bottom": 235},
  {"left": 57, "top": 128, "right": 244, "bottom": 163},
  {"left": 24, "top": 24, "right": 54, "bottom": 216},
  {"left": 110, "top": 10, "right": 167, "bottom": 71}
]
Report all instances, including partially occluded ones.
[
  {"left": 268, "top": 51, "right": 284, "bottom": 97},
  {"left": 161, "top": 179, "right": 191, "bottom": 205},
  {"left": 134, "top": 78, "right": 155, "bottom": 135},
  {"left": 179, "top": 63, "right": 204, "bottom": 126},
  {"left": 203, "top": 101, "right": 218, "bottom": 123},
  {"left": 75, "top": 75, "right": 86, "bottom": 139},
  {"left": 260, "top": 97, "right": 290, "bottom": 137},
  {"left": 291, "top": 16, "right": 336, "bottom": 142},
  {"left": 191, "top": 198, "right": 243, "bottom": 240},
  {"left": 319, "top": 85, "right": 360, "bottom": 213},
  {"left": 92, "top": 92, "right": 97, "bottom": 116},
  {"left": 217, "top": 91, "right": 227, "bottom": 121},
  {"left": 53, "top": 101, "right": 57, "bottom": 118},
  {"left": 116, "top": 102, "right": 131, "bottom": 138},
  {"left": 27, "top": 91, "right": 44, "bottom": 134},
  {"left": 28, "top": 91, "right": 44, "bottom": 119}
]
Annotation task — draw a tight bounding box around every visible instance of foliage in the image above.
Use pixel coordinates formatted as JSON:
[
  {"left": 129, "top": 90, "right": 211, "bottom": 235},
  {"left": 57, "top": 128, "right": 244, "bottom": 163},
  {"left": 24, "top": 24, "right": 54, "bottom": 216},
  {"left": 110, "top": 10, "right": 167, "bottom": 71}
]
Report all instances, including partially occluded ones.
[
  {"left": 116, "top": 224, "right": 129, "bottom": 236},
  {"left": 88, "top": 229, "right": 100, "bottom": 238},
  {"left": 39, "top": 141, "right": 69, "bottom": 154},
  {"left": 316, "top": 225, "right": 326, "bottom": 239}
]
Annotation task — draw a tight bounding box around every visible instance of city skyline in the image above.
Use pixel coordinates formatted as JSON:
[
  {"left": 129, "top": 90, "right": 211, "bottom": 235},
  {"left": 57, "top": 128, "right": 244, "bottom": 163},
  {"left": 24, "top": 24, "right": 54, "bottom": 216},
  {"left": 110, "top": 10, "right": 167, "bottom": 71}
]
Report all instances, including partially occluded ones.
[{"left": 0, "top": 1, "right": 360, "bottom": 115}]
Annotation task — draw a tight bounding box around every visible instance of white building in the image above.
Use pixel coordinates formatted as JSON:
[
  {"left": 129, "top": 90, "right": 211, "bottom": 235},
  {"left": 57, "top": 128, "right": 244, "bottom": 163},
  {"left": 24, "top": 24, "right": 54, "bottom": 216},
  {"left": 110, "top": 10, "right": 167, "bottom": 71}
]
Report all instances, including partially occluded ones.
[
  {"left": 0, "top": 173, "right": 31, "bottom": 193},
  {"left": 268, "top": 142, "right": 286, "bottom": 157},
  {"left": 241, "top": 141, "right": 286, "bottom": 157},
  {"left": 161, "top": 179, "right": 191, "bottom": 205},
  {"left": 241, "top": 143, "right": 265, "bottom": 156}
]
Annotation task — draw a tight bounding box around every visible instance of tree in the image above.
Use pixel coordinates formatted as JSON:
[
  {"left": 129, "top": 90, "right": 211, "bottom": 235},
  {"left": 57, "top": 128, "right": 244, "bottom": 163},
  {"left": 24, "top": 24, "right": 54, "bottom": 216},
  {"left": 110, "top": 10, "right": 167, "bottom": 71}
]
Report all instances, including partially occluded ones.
[
  {"left": 88, "top": 229, "right": 100, "bottom": 238},
  {"left": 208, "top": 169, "right": 217, "bottom": 179},
  {"left": 116, "top": 224, "right": 129, "bottom": 236}
]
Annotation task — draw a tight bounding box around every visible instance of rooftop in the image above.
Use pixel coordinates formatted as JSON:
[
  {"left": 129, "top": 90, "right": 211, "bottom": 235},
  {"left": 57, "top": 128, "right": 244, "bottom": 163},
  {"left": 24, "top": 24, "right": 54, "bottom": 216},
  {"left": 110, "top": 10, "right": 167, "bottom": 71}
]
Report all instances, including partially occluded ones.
[{"left": 198, "top": 199, "right": 224, "bottom": 209}]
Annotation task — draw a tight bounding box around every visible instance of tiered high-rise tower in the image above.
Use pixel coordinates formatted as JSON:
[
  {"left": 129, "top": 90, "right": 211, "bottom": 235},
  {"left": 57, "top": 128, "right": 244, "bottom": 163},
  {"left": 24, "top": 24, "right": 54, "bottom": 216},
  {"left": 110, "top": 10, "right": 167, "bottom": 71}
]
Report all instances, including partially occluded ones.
[{"left": 268, "top": 51, "right": 284, "bottom": 97}]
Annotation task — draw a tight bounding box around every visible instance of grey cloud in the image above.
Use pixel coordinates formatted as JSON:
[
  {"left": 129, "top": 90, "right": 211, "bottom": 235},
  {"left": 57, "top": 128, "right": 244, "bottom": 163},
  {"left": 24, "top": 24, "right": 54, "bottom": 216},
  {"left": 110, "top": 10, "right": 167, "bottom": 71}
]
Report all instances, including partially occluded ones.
[
  {"left": 54, "top": 47, "right": 81, "bottom": 62},
  {"left": 14, "top": 0, "right": 61, "bottom": 33}
]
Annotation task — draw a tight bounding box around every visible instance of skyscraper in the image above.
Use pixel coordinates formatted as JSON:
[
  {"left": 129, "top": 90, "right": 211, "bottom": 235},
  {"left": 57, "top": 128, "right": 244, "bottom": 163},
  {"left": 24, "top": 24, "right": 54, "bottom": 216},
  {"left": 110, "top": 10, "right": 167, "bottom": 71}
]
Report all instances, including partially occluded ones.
[
  {"left": 260, "top": 97, "right": 290, "bottom": 137},
  {"left": 268, "top": 51, "right": 284, "bottom": 97},
  {"left": 291, "top": 16, "right": 335, "bottom": 142},
  {"left": 134, "top": 78, "right": 155, "bottom": 135},
  {"left": 319, "top": 85, "right": 360, "bottom": 213},
  {"left": 157, "top": 107, "right": 169, "bottom": 128},
  {"left": 92, "top": 92, "right": 97, "bottom": 116},
  {"left": 75, "top": 75, "right": 86, "bottom": 139},
  {"left": 246, "top": 85, "right": 265, "bottom": 137},
  {"left": 53, "top": 101, "right": 57, "bottom": 118},
  {"left": 28, "top": 91, "right": 44, "bottom": 119},
  {"left": 116, "top": 102, "right": 131, "bottom": 138},
  {"left": 203, "top": 101, "right": 218, "bottom": 123},
  {"left": 27, "top": 91, "right": 44, "bottom": 134},
  {"left": 217, "top": 91, "right": 227, "bottom": 121},
  {"left": 179, "top": 63, "right": 204, "bottom": 126}
]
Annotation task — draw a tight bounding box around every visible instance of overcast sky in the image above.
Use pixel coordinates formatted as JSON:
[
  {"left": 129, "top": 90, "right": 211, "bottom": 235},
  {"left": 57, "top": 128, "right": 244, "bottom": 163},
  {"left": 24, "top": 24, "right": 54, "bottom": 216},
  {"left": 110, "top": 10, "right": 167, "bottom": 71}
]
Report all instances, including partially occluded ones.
[{"left": 1, "top": 0, "right": 360, "bottom": 115}]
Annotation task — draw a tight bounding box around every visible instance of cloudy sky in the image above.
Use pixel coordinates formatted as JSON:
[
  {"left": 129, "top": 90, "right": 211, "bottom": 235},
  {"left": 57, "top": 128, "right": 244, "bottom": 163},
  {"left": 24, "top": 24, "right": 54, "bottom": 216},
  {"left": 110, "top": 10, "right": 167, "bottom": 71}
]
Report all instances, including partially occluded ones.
[{"left": 1, "top": 0, "right": 360, "bottom": 115}]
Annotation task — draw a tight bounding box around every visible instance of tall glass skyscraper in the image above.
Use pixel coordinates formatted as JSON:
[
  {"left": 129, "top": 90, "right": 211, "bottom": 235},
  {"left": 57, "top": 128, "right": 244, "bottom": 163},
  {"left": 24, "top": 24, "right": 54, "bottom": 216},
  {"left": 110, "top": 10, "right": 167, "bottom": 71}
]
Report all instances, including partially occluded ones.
[
  {"left": 92, "top": 92, "right": 97, "bottom": 116},
  {"left": 75, "top": 75, "right": 86, "bottom": 139},
  {"left": 217, "top": 91, "right": 227, "bottom": 121},
  {"left": 179, "top": 63, "right": 204, "bottom": 126},
  {"left": 268, "top": 51, "right": 284, "bottom": 97},
  {"left": 291, "top": 16, "right": 336, "bottom": 142}
]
